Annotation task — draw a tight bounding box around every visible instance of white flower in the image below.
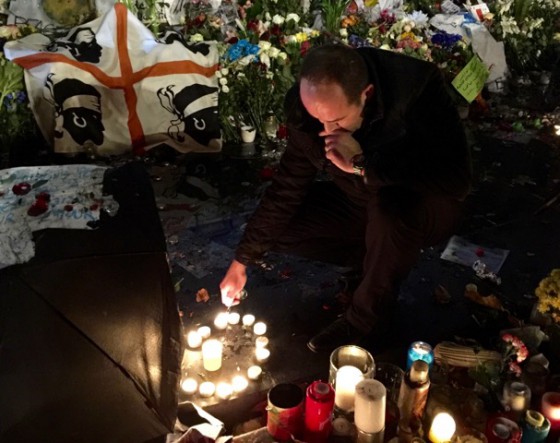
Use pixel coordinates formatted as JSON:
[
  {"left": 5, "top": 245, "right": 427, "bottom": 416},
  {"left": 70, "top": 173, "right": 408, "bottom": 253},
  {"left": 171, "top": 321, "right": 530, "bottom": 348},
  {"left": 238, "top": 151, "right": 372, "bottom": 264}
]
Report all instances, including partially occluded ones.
[
  {"left": 286, "top": 35, "right": 297, "bottom": 44},
  {"left": 221, "top": 68, "right": 229, "bottom": 76},
  {"left": 238, "top": 55, "right": 254, "bottom": 67},
  {"left": 277, "top": 51, "right": 288, "bottom": 61},
  {"left": 406, "top": 10, "right": 429, "bottom": 28},
  {"left": 260, "top": 53, "right": 271, "bottom": 68},
  {"left": 259, "top": 40, "right": 272, "bottom": 51},
  {"left": 380, "top": 44, "right": 391, "bottom": 50},
  {"left": 189, "top": 33, "right": 204, "bottom": 43},
  {"left": 265, "top": 12, "right": 271, "bottom": 21},
  {"left": 269, "top": 47, "right": 281, "bottom": 58},
  {"left": 286, "top": 13, "right": 300, "bottom": 23},
  {"left": 221, "top": 85, "right": 230, "bottom": 93},
  {"left": 215, "top": 70, "right": 222, "bottom": 78},
  {"left": 219, "top": 77, "right": 228, "bottom": 85},
  {"left": 339, "top": 28, "right": 348, "bottom": 37},
  {"left": 272, "top": 14, "right": 285, "bottom": 25}
]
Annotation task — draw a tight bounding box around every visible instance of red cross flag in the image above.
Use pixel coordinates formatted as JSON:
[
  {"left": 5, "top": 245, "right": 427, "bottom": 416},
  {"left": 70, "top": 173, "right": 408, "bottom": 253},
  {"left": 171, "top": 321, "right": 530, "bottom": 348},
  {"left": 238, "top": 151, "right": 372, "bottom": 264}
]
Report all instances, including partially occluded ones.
[{"left": 4, "top": 3, "right": 222, "bottom": 156}]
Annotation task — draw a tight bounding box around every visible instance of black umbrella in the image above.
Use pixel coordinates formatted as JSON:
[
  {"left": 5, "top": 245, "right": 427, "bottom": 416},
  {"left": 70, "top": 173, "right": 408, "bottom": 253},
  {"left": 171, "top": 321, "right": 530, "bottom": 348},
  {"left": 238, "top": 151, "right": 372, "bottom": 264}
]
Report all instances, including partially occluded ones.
[{"left": 0, "top": 162, "right": 183, "bottom": 443}]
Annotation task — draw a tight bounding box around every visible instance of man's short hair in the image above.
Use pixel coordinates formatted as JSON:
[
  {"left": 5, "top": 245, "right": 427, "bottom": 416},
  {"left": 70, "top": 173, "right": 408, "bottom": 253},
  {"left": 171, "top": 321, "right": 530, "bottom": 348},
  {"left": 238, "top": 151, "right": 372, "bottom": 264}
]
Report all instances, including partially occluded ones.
[{"left": 299, "top": 44, "right": 369, "bottom": 105}]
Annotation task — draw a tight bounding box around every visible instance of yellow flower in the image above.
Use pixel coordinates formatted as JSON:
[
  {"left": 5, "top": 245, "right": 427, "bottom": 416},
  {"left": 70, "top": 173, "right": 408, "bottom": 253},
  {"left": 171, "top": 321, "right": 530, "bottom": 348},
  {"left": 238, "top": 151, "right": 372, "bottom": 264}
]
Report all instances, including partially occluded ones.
[{"left": 295, "top": 32, "right": 308, "bottom": 43}]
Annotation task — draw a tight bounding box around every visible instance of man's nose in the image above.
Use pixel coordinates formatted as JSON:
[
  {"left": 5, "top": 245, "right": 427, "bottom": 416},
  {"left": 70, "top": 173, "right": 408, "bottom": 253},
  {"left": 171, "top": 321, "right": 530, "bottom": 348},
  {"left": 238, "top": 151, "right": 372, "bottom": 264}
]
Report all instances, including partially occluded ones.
[{"left": 323, "top": 122, "right": 339, "bottom": 134}]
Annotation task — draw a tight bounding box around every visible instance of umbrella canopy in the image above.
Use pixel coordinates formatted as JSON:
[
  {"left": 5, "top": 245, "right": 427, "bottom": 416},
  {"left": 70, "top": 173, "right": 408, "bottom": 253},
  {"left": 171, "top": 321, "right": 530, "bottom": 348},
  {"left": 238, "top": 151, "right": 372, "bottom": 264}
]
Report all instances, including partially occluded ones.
[{"left": 0, "top": 162, "right": 182, "bottom": 443}]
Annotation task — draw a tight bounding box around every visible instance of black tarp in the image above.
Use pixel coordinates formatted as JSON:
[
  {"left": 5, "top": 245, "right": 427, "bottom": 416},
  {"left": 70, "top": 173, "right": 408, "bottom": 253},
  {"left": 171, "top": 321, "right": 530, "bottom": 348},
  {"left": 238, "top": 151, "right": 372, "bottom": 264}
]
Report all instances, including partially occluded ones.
[{"left": 0, "top": 162, "right": 182, "bottom": 443}]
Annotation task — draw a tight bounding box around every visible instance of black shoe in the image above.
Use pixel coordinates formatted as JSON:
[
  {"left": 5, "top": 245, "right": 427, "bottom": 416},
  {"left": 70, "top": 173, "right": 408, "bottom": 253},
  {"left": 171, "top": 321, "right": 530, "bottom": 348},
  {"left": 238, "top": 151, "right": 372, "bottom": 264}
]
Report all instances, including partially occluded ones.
[{"left": 307, "top": 317, "right": 364, "bottom": 353}]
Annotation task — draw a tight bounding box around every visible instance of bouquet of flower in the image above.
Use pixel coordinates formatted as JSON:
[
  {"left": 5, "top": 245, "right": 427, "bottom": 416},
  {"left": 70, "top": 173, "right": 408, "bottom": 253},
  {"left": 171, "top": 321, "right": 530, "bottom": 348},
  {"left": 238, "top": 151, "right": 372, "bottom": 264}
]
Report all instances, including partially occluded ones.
[
  {"left": 535, "top": 268, "right": 560, "bottom": 323},
  {"left": 0, "top": 25, "right": 37, "bottom": 165},
  {"left": 489, "top": 0, "right": 560, "bottom": 73}
]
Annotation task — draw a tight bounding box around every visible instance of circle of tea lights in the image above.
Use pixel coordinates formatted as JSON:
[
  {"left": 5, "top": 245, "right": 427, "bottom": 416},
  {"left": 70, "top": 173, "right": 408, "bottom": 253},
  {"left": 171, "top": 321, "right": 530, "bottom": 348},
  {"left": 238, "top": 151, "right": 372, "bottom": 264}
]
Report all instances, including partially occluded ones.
[
  {"left": 199, "top": 381, "right": 216, "bottom": 397},
  {"left": 242, "top": 314, "right": 255, "bottom": 327},
  {"left": 247, "top": 365, "right": 262, "bottom": 380},
  {"left": 186, "top": 331, "right": 202, "bottom": 348},
  {"left": 255, "top": 347, "right": 270, "bottom": 363},
  {"left": 253, "top": 322, "right": 267, "bottom": 336},
  {"left": 232, "top": 375, "right": 249, "bottom": 393},
  {"left": 214, "top": 312, "right": 229, "bottom": 330},
  {"left": 228, "top": 312, "right": 240, "bottom": 325},
  {"left": 181, "top": 378, "right": 198, "bottom": 395},
  {"left": 197, "top": 326, "right": 211, "bottom": 339},
  {"left": 216, "top": 382, "right": 233, "bottom": 400},
  {"left": 255, "top": 336, "right": 269, "bottom": 348}
]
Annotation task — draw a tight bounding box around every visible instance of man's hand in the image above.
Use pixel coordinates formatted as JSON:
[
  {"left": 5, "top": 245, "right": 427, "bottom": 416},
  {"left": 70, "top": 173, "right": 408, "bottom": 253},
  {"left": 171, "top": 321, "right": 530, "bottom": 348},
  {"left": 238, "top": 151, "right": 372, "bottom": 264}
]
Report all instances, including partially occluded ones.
[
  {"left": 320, "top": 130, "right": 362, "bottom": 174},
  {"left": 220, "top": 259, "right": 247, "bottom": 307}
]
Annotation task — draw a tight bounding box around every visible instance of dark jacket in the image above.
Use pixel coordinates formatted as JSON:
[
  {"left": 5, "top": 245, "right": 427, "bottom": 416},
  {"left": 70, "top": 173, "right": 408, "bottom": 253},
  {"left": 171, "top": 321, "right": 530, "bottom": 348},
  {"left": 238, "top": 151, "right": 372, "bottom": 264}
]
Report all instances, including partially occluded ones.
[{"left": 235, "top": 47, "right": 472, "bottom": 265}]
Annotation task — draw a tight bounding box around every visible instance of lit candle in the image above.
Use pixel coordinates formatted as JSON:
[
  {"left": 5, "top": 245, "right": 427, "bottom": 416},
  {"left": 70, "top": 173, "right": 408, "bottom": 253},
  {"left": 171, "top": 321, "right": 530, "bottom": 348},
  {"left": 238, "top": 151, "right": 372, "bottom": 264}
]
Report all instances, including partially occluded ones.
[
  {"left": 255, "top": 347, "right": 271, "bottom": 363},
  {"left": 202, "top": 339, "right": 223, "bottom": 371},
  {"left": 197, "top": 326, "right": 211, "bottom": 339},
  {"left": 253, "top": 322, "right": 267, "bottom": 335},
  {"left": 247, "top": 365, "right": 262, "bottom": 380},
  {"left": 334, "top": 365, "right": 364, "bottom": 412},
  {"left": 255, "top": 336, "right": 269, "bottom": 348},
  {"left": 228, "top": 312, "right": 240, "bottom": 325},
  {"left": 214, "top": 312, "right": 229, "bottom": 330},
  {"left": 181, "top": 378, "right": 198, "bottom": 395},
  {"left": 242, "top": 314, "right": 256, "bottom": 327},
  {"left": 186, "top": 331, "right": 202, "bottom": 348},
  {"left": 429, "top": 412, "right": 456, "bottom": 443},
  {"left": 542, "top": 392, "right": 560, "bottom": 430},
  {"left": 354, "top": 379, "right": 386, "bottom": 434},
  {"left": 232, "top": 375, "right": 249, "bottom": 393},
  {"left": 407, "top": 341, "right": 434, "bottom": 369},
  {"left": 199, "top": 381, "right": 215, "bottom": 397},
  {"left": 216, "top": 382, "right": 233, "bottom": 400}
]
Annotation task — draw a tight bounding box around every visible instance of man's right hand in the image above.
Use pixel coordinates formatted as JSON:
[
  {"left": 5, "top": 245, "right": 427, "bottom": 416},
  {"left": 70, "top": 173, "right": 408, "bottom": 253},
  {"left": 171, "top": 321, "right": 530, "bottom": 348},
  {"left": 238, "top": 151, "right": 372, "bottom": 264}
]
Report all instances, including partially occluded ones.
[{"left": 220, "top": 259, "right": 248, "bottom": 307}]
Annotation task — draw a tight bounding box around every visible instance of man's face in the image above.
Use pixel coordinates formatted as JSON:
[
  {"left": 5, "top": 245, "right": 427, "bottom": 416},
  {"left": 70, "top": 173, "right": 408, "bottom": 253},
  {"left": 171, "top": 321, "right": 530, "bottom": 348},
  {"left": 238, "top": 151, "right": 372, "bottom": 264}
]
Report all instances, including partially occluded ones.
[{"left": 300, "top": 78, "right": 370, "bottom": 134}]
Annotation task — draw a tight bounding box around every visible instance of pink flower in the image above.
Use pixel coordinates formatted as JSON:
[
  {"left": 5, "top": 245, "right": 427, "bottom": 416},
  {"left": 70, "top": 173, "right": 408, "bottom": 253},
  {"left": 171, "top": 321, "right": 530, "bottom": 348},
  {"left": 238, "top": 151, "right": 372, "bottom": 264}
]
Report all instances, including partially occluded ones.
[{"left": 508, "top": 361, "right": 522, "bottom": 377}]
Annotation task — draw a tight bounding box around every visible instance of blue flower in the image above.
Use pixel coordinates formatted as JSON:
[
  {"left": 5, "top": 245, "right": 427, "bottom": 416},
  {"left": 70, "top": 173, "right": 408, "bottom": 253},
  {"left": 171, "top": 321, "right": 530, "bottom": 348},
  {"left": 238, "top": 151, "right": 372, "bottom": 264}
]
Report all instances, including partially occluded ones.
[
  {"left": 349, "top": 34, "right": 372, "bottom": 48},
  {"left": 225, "top": 39, "right": 259, "bottom": 62},
  {"left": 431, "top": 32, "right": 462, "bottom": 49}
]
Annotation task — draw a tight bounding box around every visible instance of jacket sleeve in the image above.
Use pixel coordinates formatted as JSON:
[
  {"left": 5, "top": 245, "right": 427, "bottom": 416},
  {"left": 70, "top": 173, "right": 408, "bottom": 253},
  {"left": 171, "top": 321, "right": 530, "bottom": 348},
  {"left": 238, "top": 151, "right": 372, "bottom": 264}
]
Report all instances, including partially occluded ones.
[{"left": 234, "top": 127, "right": 319, "bottom": 265}]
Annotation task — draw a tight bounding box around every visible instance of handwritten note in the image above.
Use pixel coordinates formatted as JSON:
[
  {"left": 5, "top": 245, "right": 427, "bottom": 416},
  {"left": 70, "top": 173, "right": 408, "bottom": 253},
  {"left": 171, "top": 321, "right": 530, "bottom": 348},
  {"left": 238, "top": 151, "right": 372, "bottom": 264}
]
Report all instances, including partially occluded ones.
[{"left": 452, "top": 55, "right": 489, "bottom": 103}]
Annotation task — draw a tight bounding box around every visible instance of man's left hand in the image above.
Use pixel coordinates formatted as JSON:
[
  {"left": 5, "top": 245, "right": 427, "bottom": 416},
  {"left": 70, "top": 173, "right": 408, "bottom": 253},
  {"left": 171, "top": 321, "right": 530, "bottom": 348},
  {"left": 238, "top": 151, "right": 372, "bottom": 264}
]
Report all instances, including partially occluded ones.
[{"left": 320, "top": 130, "right": 362, "bottom": 174}]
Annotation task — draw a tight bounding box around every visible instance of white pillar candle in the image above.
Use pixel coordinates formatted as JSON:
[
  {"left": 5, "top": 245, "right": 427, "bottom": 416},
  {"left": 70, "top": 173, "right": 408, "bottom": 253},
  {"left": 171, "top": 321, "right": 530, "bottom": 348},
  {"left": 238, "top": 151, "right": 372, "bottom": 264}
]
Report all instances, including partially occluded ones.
[
  {"left": 354, "top": 379, "right": 386, "bottom": 434},
  {"left": 255, "top": 336, "right": 269, "bottom": 348},
  {"left": 202, "top": 339, "right": 223, "bottom": 371},
  {"left": 216, "top": 382, "right": 233, "bottom": 399},
  {"left": 253, "top": 322, "right": 267, "bottom": 335},
  {"left": 232, "top": 375, "right": 249, "bottom": 392},
  {"left": 186, "top": 331, "right": 202, "bottom": 348},
  {"left": 255, "top": 347, "right": 270, "bottom": 363},
  {"left": 334, "top": 365, "right": 364, "bottom": 412},
  {"left": 199, "top": 381, "right": 215, "bottom": 397},
  {"left": 197, "top": 326, "right": 211, "bottom": 339},
  {"left": 214, "top": 312, "right": 229, "bottom": 330},
  {"left": 242, "top": 314, "right": 256, "bottom": 327},
  {"left": 181, "top": 378, "right": 198, "bottom": 395},
  {"left": 247, "top": 365, "right": 262, "bottom": 380},
  {"left": 228, "top": 312, "right": 240, "bottom": 325},
  {"left": 429, "top": 412, "right": 456, "bottom": 443}
]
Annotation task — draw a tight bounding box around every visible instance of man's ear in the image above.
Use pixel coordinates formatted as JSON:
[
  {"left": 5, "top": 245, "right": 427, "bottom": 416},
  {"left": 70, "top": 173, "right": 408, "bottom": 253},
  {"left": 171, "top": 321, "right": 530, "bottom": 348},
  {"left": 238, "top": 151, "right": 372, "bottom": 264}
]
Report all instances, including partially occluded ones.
[{"left": 364, "top": 84, "right": 374, "bottom": 100}]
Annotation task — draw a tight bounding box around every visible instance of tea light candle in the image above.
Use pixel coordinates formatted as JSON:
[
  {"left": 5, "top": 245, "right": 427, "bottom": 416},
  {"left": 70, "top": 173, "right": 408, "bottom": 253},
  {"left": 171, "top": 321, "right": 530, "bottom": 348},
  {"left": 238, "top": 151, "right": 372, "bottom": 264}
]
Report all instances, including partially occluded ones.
[
  {"left": 253, "top": 322, "right": 267, "bottom": 335},
  {"left": 242, "top": 314, "right": 256, "bottom": 327},
  {"left": 334, "top": 365, "right": 364, "bottom": 412},
  {"left": 542, "top": 392, "right": 560, "bottom": 430},
  {"left": 228, "top": 312, "right": 240, "bottom": 325},
  {"left": 216, "top": 382, "right": 233, "bottom": 400},
  {"left": 181, "top": 378, "right": 198, "bottom": 395},
  {"left": 407, "top": 341, "right": 434, "bottom": 369},
  {"left": 232, "top": 375, "right": 249, "bottom": 393},
  {"left": 429, "top": 412, "right": 456, "bottom": 443},
  {"left": 255, "top": 336, "right": 269, "bottom": 348},
  {"left": 354, "top": 379, "right": 386, "bottom": 434},
  {"left": 247, "top": 365, "right": 262, "bottom": 380},
  {"left": 255, "top": 347, "right": 270, "bottom": 363},
  {"left": 202, "top": 339, "right": 223, "bottom": 371},
  {"left": 214, "top": 312, "right": 229, "bottom": 330},
  {"left": 187, "top": 331, "right": 202, "bottom": 348},
  {"left": 199, "top": 381, "right": 215, "bottom": 397},
  {"left": 197, "top": 326, "right": 211, "bottom": 339}
]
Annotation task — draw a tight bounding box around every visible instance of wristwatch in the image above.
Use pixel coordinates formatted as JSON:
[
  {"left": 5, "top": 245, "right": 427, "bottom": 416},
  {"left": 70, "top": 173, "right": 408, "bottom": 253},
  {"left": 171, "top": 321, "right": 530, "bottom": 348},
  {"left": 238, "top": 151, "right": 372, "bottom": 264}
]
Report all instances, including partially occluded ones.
[{"left": 351, "top": 153, "right": 366, "bottom": 176}]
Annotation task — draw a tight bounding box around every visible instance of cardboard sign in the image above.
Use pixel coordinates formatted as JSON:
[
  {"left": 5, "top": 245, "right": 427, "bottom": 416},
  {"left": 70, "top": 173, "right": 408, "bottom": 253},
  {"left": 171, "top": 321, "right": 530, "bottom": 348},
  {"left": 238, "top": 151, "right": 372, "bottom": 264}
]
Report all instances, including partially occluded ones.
[{"left": 452, "top": 55, "right": 489, "bottom": 103}]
